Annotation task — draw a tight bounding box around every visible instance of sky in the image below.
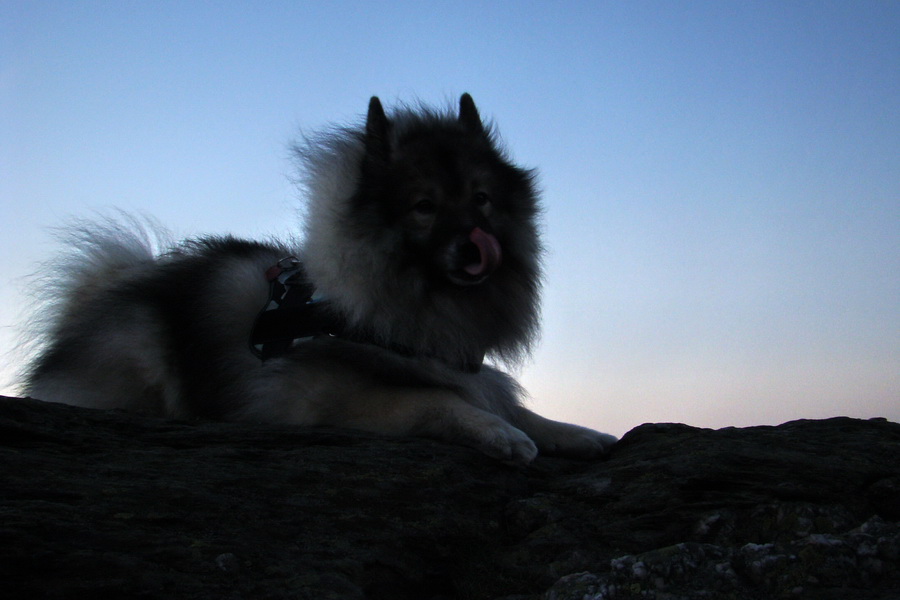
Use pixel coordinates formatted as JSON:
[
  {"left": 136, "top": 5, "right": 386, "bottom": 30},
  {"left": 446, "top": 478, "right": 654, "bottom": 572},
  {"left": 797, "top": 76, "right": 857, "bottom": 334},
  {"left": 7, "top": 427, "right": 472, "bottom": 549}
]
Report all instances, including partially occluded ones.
[{"left": 1, "top": 1, "right": 897, "bottom": 437}]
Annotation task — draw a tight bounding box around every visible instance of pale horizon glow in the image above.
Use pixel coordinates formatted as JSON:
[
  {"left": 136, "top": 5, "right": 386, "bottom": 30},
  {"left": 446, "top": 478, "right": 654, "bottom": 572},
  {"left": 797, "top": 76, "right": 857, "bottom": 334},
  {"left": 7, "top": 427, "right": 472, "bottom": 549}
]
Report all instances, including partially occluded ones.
[{"left": 2, "top": 2, "right": 898, "bottom": 437}]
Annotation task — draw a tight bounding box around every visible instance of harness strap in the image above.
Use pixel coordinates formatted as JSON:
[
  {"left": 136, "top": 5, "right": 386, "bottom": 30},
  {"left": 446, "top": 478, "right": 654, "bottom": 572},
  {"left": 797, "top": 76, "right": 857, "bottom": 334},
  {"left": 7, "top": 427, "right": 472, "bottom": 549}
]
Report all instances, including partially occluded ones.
[
  {"left": 249, "top": 257, "right": 342, "bottom": 360},
  {"left": 249, "top": 257, "right": 484, "bottom": 372}
]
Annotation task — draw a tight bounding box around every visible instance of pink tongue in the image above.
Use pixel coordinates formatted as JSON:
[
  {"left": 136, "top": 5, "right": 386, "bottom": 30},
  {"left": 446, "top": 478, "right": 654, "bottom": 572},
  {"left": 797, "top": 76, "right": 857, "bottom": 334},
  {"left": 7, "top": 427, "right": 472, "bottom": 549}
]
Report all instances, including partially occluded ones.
[{"left": 464, "top": 227, "right": 502, "bottom": 276}]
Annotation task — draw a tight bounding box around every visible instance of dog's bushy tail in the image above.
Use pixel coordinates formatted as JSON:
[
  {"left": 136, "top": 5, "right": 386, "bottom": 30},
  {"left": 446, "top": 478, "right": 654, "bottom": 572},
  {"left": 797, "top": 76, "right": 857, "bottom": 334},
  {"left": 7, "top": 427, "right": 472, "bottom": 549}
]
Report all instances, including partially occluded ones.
[
  {"left": 15, "top": 212, "right": 173, "bottom": 392},
  {"left": 50, "top": 212, "right": 169, "bottom": 293}
]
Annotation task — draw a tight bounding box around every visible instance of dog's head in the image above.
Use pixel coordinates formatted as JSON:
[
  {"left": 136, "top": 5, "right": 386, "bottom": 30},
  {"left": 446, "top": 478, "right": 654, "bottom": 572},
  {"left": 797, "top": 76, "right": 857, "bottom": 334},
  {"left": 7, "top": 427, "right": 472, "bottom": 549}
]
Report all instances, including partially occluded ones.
[
  {"left": 355, "top": 94, "right": 540, "bottom": 289},
  {"left": 297, "top": 94, "right": 543, "bottom": 365}
]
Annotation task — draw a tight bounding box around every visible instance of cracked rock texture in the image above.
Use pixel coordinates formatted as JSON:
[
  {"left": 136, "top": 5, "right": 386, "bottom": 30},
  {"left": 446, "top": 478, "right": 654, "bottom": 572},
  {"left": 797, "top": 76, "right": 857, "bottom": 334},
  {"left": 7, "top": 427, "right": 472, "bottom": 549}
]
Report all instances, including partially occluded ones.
[{"left": 1, "top": 395, "right": 898, "bottom": 599}]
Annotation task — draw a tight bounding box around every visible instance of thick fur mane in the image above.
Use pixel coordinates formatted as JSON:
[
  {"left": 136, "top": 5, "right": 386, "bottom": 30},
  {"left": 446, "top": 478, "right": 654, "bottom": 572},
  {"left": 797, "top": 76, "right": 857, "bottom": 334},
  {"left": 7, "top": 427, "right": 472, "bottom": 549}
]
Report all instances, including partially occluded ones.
[{"left": 293, "top": 100, "right": 543, "bottom": 369}]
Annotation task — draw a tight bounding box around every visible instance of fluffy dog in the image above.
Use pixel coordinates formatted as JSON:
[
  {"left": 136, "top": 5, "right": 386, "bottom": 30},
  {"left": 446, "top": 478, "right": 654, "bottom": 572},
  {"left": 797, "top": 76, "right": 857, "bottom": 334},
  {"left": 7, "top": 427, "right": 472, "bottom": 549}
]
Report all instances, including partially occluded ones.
[{"left": 24, "top": 94, "right": 617, "bottom": 463}]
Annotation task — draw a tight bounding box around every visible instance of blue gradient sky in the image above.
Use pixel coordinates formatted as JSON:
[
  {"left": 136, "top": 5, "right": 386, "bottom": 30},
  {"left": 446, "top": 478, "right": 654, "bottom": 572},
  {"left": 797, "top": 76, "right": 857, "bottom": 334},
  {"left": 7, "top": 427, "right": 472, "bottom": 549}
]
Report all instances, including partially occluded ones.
[{"left": 2, "top": 2, "right": 897, "bottom": 436}]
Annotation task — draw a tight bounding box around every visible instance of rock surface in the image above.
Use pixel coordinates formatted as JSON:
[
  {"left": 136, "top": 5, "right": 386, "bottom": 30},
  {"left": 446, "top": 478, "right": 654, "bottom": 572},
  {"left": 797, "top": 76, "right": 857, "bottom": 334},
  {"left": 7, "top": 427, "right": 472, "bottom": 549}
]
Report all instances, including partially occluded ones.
[{"left": 1, "top": 395, "right": 898, "bottom": 599}]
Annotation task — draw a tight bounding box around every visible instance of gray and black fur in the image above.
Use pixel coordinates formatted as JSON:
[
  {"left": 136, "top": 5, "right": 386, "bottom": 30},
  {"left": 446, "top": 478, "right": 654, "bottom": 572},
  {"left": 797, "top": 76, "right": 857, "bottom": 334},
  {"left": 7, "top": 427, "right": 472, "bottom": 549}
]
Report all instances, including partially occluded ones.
[{"left": 23, "top": 95, "right": 616, "bottom": 463}]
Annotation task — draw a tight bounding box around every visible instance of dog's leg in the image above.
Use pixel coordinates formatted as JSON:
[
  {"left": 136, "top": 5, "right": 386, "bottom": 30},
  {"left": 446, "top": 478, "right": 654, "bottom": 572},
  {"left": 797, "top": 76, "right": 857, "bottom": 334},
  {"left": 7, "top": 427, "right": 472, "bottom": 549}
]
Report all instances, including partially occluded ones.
[
  {"left": 512, "top": 407, "right": 618, "bottom": 459},
  {"left": 317, "top": 386, "right": 539, "bottom": 464}
]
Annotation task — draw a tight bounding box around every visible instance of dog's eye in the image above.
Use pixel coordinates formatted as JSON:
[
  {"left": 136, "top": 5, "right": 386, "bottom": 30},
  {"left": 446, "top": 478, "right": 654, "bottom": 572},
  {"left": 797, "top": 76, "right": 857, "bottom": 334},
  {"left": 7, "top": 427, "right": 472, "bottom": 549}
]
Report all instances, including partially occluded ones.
[
  {"left": 411, "top": 198, "right": 436, "bottom": 216},
  {"left": 473, "top": 192, "right": 490, "bottom": 207}
]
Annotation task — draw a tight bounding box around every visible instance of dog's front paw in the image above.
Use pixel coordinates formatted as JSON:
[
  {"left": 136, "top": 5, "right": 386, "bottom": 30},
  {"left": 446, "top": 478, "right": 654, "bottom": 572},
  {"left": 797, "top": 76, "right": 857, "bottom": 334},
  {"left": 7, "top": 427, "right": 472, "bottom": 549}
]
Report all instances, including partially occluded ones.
[
  {"left": 480, "top": 420, "right": 539, "bottom": 465},
  {"left": 459, "top": 411, "right": 538, "bottom": 465},
  {"left": 528, "top": 419, "right": 618, "bottom": 459},
  {"left": 552, "top": 426, "right": 618, "bottom": 459}
]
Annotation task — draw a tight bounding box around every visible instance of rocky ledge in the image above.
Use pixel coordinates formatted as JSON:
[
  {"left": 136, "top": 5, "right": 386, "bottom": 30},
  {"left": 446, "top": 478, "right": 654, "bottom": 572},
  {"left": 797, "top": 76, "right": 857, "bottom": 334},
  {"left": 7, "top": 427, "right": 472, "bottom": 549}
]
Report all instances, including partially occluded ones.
[{"left": 1, "top": 395, "right": 898, "bottom": 599}]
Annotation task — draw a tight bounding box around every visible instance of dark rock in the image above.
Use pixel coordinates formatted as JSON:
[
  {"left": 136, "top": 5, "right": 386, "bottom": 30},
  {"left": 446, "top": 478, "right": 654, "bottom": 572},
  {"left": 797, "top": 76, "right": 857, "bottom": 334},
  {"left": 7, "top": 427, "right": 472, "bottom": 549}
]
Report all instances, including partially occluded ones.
[{"left": 1, "top": 395, "right": 898, "bottom": 599}]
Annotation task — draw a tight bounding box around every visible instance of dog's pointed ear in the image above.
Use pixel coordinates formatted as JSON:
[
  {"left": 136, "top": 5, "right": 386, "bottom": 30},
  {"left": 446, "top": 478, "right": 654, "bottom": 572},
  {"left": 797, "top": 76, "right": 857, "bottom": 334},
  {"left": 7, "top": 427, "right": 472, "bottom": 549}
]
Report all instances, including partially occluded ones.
[
  {"left": 458, "top": 93, "right": 484, "bottom": 133},
  {"left": 365, "top": 96, "right": 390, "bottom": 160}
]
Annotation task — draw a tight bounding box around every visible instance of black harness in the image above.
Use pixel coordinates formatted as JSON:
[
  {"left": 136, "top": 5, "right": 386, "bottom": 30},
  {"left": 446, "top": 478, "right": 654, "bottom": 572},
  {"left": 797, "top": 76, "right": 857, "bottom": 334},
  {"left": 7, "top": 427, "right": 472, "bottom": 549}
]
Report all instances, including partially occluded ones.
[
  {"left": 249, "top": 257, "right": 484, "bottom": 372},
  {"left": 249, "top": 257, "right": 343, "bottom": 360}
]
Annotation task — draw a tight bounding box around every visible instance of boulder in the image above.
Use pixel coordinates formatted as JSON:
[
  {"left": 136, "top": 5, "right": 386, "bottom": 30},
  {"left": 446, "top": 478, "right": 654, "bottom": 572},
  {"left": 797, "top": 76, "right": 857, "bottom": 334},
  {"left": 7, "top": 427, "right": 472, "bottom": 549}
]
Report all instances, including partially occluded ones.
[{"left": 1, "top": 395, "right": 898, "bottom": 599}]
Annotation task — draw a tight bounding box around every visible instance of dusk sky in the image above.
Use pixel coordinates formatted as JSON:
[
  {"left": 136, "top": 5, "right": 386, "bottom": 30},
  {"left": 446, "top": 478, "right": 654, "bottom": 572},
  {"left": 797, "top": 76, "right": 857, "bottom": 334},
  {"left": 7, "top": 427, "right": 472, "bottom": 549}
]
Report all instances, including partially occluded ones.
[{"left": 2, "top": 1, "right": 898, "bottom": 436}]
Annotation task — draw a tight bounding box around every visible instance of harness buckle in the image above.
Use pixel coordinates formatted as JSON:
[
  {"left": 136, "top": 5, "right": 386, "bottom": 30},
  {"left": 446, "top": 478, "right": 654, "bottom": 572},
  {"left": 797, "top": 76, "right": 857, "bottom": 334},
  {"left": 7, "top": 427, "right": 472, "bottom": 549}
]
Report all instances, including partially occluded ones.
[{"left": 265, "top": 256, "right": 302, "bottom": 282}]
